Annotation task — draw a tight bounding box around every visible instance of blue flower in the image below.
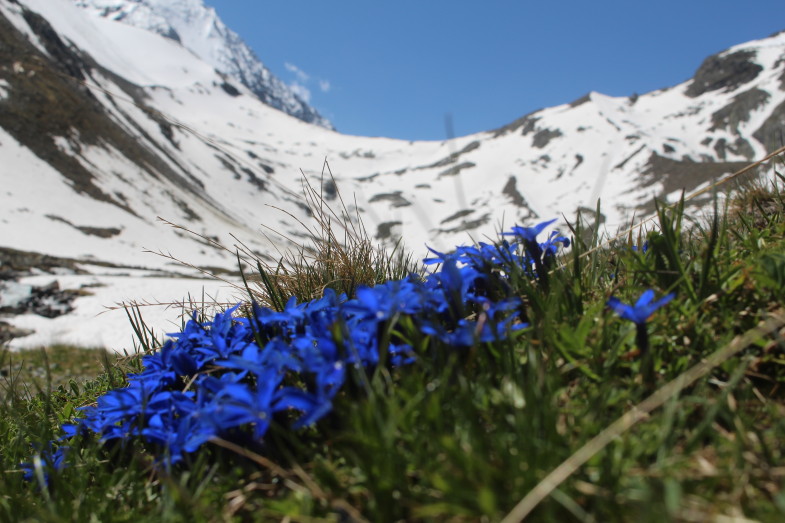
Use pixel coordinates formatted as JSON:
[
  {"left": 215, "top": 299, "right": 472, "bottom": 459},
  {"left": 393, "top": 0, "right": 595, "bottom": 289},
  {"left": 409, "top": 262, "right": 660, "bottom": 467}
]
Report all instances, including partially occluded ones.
[
  {"left": 541, "top": 230, "right": 570, "bottom": 256},
  {"left": 607, "top": 290, "right": 675, "bottom": 325},
  {"left": 28, "top": 224, "right": 563, "bottom": 477},
  {"left": 21, "top": 444, "right": 69, "bottom": 484},
  {"left": 503, "top": 218, "right": 557, "bottom": 244}
]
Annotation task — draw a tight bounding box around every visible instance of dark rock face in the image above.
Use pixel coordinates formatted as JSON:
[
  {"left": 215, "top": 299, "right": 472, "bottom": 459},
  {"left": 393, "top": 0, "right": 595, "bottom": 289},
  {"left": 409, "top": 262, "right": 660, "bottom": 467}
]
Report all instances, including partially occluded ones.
[
  {"left": 21, "top": 8, "right": 88, "bottom": 82},
  {"left": 0, "top": 247, "right": 86, "bottom": 277},
  {"left": 369, "top": 191, "right": 411, "bottom": 208},
  {"left": 569, "top": 93, "right": 591, "bottom": 108},
  {"left": 418, "top": 141, "right": 481, "bottom": 170},
  {"left": 685, "top": 50, "right": 763, "bottom": 97},
  {"left": 375, "top": 221, "right": 402, "bottom": 240},
  {"left": 753, "top": 99, "right": 785, "bottom": 153},
  {"left": 436, "top": 213, "right": 491, "bottom": 234},
  {"left": 45, "top": 215, "right": 122, "bottom": 238},
  {"left": 713, "top": 137, "right": 755, "bottom": 161},
  {"left": 710, "top": 88, "right": 770, "bottom": 133},
  {"left": 438, "top": 162, "right": 475, "bottom": 178},
  {"left": 220, "top": 82, "right": 241, "bottom": 97},
  {"left": 532, "top": 128, "right": 562, "bottom": 149},
  {"left": 491, "top": 112, "right": 539, "bottom": 138},
  {"left": 502, "top": 176, "right": 527, "bottom": 208},
  {"left": 639, "top": 152, "right": 753, "bottom": 212},
  {"left": 440, "top": 209, "right": 474, "bottom": 225}
]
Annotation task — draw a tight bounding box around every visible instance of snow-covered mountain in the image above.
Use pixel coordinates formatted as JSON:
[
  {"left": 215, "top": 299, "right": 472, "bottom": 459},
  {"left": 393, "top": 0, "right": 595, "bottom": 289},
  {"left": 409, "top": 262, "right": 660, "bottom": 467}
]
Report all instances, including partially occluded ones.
[
  {"left": 0, "top": 0, "right": 784, "bottom": 349},
  {"left": 72, "top": 0, "right": 333, "bottom": 129}
]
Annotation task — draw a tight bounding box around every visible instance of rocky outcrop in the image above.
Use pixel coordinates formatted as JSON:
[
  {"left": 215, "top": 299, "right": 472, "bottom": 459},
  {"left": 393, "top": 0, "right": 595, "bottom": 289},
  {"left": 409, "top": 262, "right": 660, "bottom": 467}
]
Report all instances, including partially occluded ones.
[
  {"left": 0, "top": 280, "right": 79, "bottom": 319},
  {"left": 686, "top": 50, "right": 763, "bottom": 97},
  {"left": 753, "top": 100, "right": 785, "bottom": 153},
  {"left": 710, "top": 88, "right": 770, "bottom": 133}
]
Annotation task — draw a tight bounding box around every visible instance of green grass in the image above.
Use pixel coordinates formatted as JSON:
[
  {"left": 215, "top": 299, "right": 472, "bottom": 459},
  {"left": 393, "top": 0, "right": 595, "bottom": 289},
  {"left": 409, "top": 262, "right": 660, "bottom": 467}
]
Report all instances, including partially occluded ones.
[
  {"left": 0, "top": 345, "right": 113, "bottom": 401},
  {"left": 2, "top": 166, "right": 785, "bottom": 522}
]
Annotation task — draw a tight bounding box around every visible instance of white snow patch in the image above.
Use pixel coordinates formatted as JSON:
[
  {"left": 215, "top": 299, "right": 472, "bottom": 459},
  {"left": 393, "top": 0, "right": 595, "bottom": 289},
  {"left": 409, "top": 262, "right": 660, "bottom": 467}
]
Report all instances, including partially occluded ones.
[
  {"left": 5, "top": 274, "right": 244, "bottom": 353},
  {"left": 0, "top": 281, "right": 34, "bottom": 308}
]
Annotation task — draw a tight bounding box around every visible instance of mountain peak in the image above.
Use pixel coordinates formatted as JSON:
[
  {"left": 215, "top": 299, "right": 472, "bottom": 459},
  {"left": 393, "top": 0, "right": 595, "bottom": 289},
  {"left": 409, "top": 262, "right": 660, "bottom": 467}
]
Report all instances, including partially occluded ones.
[{"left": 72, "top": 0, "right": 334, "bottom": 129}]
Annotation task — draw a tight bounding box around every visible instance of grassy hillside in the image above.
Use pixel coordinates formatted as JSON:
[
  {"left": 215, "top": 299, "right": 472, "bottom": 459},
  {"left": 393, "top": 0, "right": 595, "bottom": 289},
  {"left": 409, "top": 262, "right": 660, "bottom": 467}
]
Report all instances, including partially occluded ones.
[{"left": 2, "top": 163, "right": 785, "bottom": 522}]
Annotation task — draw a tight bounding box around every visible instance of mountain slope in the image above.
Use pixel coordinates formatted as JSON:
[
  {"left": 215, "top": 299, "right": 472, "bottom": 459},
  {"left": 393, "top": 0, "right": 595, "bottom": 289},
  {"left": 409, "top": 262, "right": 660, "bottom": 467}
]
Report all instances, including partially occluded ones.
[
  {"left": 71, "top": 0, "right": 333, "bottom": 129},
  {"left": 1, "top": 0, "right": 784, "bottom": 352}
]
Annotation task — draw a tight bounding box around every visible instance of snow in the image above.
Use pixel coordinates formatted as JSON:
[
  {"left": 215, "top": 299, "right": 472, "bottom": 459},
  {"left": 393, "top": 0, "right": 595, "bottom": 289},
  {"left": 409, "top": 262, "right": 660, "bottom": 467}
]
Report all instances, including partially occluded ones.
[
  {"left": 71, "top": 0, "right": 333, "bottom": 128},
  {"left": 19, "top": 0, "right": 216, "bottom": 89},
  {"left": 0, "top": 79, "right": 9, "bottom": 100},
  {"left": 5, "top": 272, "right": 243, "bottom": 353},
  {"left": 0, "top": 281, "right": 34, "bottom": 308}
]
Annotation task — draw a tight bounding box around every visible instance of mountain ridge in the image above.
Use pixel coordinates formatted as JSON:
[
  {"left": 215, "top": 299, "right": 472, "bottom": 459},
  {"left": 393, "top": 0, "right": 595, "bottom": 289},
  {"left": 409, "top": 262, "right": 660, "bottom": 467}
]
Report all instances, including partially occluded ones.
[{"left": 71, "top": 0, "right": 333, "bottom": 129}]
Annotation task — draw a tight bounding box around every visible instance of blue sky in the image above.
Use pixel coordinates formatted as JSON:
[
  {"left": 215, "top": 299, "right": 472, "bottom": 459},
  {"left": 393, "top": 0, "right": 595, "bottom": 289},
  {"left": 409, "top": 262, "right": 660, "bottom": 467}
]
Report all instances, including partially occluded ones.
[{"left": 208, "top": 1, "right": 783, "bottom": 141}]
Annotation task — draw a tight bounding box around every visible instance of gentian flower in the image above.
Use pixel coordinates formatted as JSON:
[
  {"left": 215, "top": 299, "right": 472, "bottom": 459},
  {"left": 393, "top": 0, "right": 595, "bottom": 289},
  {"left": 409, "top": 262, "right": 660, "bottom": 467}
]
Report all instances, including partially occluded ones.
[
  {"left": 503, "top": 218, "right": 557, "bottom": 243},
  {"left": 606, "top": 290, "right": 674, "bottom": 326},
  {"left": 28, "top": 224, "right": 561, "bottom": 477},
  {"left": 21, "top": 444, "right": 69, "bottom": 484},
  {"left": 502, "top": 219, "right": 563, "bottom": 289},
  {"left": 607, "top": 289, "right": 674, "bottom": 387}
]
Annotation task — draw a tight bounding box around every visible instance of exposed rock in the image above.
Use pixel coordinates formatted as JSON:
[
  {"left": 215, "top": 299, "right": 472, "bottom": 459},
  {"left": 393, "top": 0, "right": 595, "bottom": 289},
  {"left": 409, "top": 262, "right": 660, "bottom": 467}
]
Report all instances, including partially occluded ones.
[
  {"left": 713, "top": 137, "right": 755, "bottom": 161},
  {"left": 0, "top": 246, "right": 89, "bottom": 276},
  {"left": 0, "top": 320, "right": 34, "bottom": 344},
  {"left": 569, "top": 93, "right": 591, "bottom": 108},
  {"left": 369, "top": 192, "right": 411, "bottom": 208},
  {"left": 491, "top": 112, "right": 540, "bottom": 138},
  {"left": 215, "top": 154, "right": 267, "bottom": 191},
  {"left": 639, "top": 152, "right": 753, "bottom": 211},
  {"left": 438, "top": 162, "right": 475, "bottom": 178},
  {"left": 440, "top": 209, "right": 474, "bottom": 225},
  {"left": 0, "top": 280, "right": 80, "bottom": 318},
  {"left": 685, "top": 50, "right": 763, "bottom": 97},
  {"left": 753, "top": 99, "right": 785, "bottom": 153},
  {"left": 375, "top": 221, "right": 402, "bottom": 241},
  {"left": 45, "top": 215, "right": 122, "bottom": 238},
  {"left": 436, "top": 213, "right": 491, "bottom": 234},
  {"left": 780, "top": 62, "right": 785, "bottom": 90},
  {"left": 532, "top": 128, "right": 562, "bottom": 149},
  {"left": 322, "top": 179, "right": 338, "bottom": 200},
  {"left": 418, "top": 141, "right": 480, "bottom": 170},
  {"left": 613, "top": 145, "right": 646, "bottom": 170},
  {"left": 502, "top": 176, "right": 526, "bottom": 208},
  {"left": 220, "top": 82, "right": 241, "bottom": 97},
  {"left": 710, "top": 88, "right": 770, "bottom": 133}
]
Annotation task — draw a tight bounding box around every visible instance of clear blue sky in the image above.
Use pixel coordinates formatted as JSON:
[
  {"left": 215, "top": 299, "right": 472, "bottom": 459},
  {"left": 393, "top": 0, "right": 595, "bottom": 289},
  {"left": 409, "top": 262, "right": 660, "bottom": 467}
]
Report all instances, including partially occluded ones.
[{"left": 208, "top": 1, "right": 783, "bottom": 141}]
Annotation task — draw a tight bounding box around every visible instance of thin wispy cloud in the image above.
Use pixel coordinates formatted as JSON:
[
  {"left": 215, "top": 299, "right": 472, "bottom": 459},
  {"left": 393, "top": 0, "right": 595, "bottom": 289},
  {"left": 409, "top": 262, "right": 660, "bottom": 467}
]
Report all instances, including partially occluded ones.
[
  {"left": 284, "top": 62, "right": 309, "bottom": 83},
  {"left": 284, "top": 62, "right": 330, "bottom": 102}
]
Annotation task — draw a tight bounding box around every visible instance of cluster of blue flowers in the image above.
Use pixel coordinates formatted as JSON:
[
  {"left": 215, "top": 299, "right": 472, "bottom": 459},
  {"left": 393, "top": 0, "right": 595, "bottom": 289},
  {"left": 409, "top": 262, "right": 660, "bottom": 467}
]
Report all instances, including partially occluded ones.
[{"left": 23, "top": 220, "right": 573, "bottom": 478}]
